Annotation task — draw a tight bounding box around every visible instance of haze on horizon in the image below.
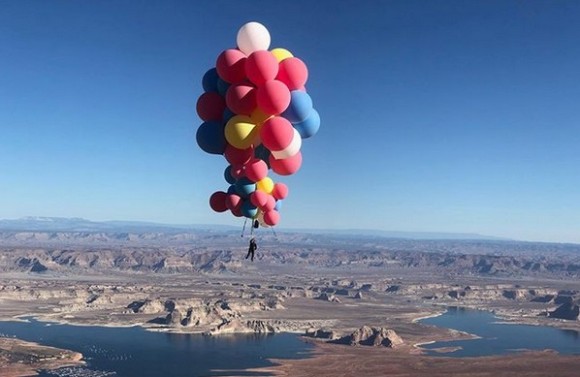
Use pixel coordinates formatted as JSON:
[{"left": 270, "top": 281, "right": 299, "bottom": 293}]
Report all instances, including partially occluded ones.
[{"left": 1, "top": 1, "right": 579, "bottom": 244}]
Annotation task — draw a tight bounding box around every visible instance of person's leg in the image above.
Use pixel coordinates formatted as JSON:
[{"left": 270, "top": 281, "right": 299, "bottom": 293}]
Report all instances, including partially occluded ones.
[
  {"left": 246, "top": 250, "right": 251, "bottom": 259},
  {"left": 251, "top": 251, "right": 254, "bottom": 261}
]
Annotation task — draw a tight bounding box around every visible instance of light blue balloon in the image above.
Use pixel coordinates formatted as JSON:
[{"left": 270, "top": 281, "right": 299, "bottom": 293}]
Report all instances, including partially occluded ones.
[
  {"left": 202, "top": 68, "right": 219, "bottom": 93},
  {"left": 274, "top": 199, "right": 283, "bottom": 211},
  {"left": 196, "top": 121, "right": 226, "bottom": 155},
  {"left": 293, "top": 109, "right": 320, "bottom": 139},
  {"left": 235, "top": 177, "right": 255, "bottom": 198},
  {"left": 282, "top": 91, "right": 313, "bottom": 123},
  {"left": 241, "top": 201, "right": 258, "bottom": 218}
]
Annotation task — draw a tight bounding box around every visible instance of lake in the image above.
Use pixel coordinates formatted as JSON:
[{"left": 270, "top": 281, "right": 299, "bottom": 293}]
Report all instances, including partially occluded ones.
[
  {"left": 420, "top": 307, "right": 580, "bottom": 357},
  {"left": 0, "top": 318, "right": 312, "bottom": 377}
]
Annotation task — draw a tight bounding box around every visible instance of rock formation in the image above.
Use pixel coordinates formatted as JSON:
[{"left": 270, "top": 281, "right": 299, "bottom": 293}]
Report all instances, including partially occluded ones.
[
  {"left": 316, "top": 292, "right": 341, "bottom": 303},
  {"left": 549, "top": 299, "right": 580, "bottom": 321},
  {"left": 335, "top": 326, "right": 404, "bottom": 348},
  {"left": 305, "top": 328, "right": 339, "bottom": 340}
]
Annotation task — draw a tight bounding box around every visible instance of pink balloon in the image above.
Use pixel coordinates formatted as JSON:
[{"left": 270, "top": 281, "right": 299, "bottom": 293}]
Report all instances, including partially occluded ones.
[
  {"left": 276, "top": 57, "right": 308, "bottom": 90},
  {"left": 225, "top": 193, "right": 242, "bottom": 212},
  {"left": 260, "top": 116, "right": 294, "bottom": 151},
  {"left": 261, "top": 195, "right": 276, "bottom": 211},
  {"left": 216, "top": 49, "right": 247, "bottom": 84},
  {"left": 270, "top": 151, "right": 302, "bottom": 176},
  {"left": 209, "top": 191, "right": 228, "bottom": 212},
  {"left": 226, "top": 84, "right": 257, "bottom": 116},
  {"left": 264, "top": 210, "right": 280, "bottom": 226},
  {"left": 244, "top": 158, "right": 268, "bottom": 182},
  {"left": 250, "top": 190, "right": 269, "bottom": 208},
  {"left": 196, "top": 92, "right": 225, "bottom": 121},
  {"left": 245, "top": 51, "right": 279, "bottom": 86},
  {"left": 256, "top": 80, "right": 291, "bottom": 115},
  {"left": 272, "top": 183, "right": 289, "bottom": 200},
  {"left": 224, "top": 144, "right": 254, "bottom": 166}
]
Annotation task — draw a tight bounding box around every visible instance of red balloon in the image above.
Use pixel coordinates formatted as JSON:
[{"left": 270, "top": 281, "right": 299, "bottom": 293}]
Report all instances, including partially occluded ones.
[
  {"left": 272, "top": 182, "right": 289, "bottom": 200},
  {"left": 245, "top": 51, "right": 279, "bottom": 86},
  {"left": 244, "top": 158, "right": 268, "bottom": 182},
  {"left": 260, "top": 116, "right": 294, "bottom": 151},
  {"left": 226, "top": 84, "right": 257, "bottom": 116},
  {"left": 270, "top": 151, "right": 302, "bottom": 175},
  {"left": 209, "top": 191, "right": 228, "bottom": 212},
  {"left": 196, "top": 92, "right": 225, "bottom": 121},
  {"left": 225, "top": 193, "right": 242, "bottom": 212},
  {"left": 256, "top": 80, "right": 291, "bottom": 115},
  {"left": 264, "top": 210, "right": 280, "bottom": 226},
  {"left": 277, "top": 57, "right": 308, "bottom": 90},
  {"left": 250, "top": 190, "right": 268, "bottom": 208},
  {"left": 231, "top": 206, "right": 243, "bottom": 217},
  {"left": 224, "top": 144, "right": 254, "bottom": 166},
  {"left": 216, "top": 49, "right": 247, "bottom": 84},
  {"left": 261, "top": 195, "right": 276, "bottom": 211}
]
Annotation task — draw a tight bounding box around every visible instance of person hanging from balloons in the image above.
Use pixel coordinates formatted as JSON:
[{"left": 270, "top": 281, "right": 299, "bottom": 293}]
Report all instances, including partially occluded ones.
[{"left": 246, "top": 237, "right": 258, "bottom": 262}]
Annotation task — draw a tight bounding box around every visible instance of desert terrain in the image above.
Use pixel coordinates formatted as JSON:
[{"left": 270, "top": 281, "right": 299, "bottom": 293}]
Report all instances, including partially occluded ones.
[{"left": 0, "top": 219, "right": 579, "bottom": 376}]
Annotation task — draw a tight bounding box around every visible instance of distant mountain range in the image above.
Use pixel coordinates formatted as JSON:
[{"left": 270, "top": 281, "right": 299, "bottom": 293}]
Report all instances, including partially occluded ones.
[
  {"left": 0, "top": 216, "right": 506, "bottom": 241},
  {"left": 0, "top": 216, "right": 235, "bottom": 233}
]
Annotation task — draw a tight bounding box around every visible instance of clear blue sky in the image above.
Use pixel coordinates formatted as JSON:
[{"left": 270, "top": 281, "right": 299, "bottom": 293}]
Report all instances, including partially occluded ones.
[{"left": 1, "top": 1, "right": 579, "bottom": 243}]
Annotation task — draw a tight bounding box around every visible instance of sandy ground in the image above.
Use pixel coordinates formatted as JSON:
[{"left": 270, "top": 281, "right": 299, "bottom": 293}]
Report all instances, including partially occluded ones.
[
  {"left": 1, "top": 271, "right": 579, "bottom": 376},
  {"left": 247, "top": 342, "right": 580, "bottom": 377},
  {"left": 0, "top": 337, "right": 84, "bottom": 377}
]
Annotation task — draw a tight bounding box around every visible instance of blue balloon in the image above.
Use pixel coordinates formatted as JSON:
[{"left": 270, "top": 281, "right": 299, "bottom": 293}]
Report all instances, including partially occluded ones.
[
  {"left": 293, "top": 109, "right": 320, "bottom": 139},
  {"left": 274, "top": 199, "right": 283, "bottom": 211},
  {"left": 227, "top": 184, "right": 237, "bottom": 195},
  {"left": 217, "top": 78, "right": 230, "bottom": 97},
  {"left": 202, "top": 68, "right": 219, "bottom": 93},
  {"left": 282, "top": 91, "right": 313, "bottom": 123},
  {"left": 196, "top": 121, "right": 226, "bottom": 155},
  {"left": 222, "top": 108, "right": 235, "bottom": 122},
  {"left": 224, "top": 166, "right": 236, "bottom": 184},
  {"left": 241, "top": 201, "right": 258, "bottom": 218},
  {"left": 254, "top": 144, "right": 271, "bottom": 168},
  {"left": 234, "top": 177, "right": 256, "bottom": 198}
]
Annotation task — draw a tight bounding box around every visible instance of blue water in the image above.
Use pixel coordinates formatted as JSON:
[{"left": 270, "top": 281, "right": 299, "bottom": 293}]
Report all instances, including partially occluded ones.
[
  {"left": 421, "top": 307, "right": 580, "bottom": 357},
  {"left": 0, "top": 318, "right": 312, "bottom": 376}
]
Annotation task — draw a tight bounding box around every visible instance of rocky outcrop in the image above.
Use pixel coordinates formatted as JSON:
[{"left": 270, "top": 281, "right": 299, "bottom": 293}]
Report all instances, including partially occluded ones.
[
  {"left": 305, "top": 328, "right": 339, "bottom": 340},
  {"left": 335, "top": 326, "right": 403, "bottom": 348},
  {"left": 126, "top": 299, "right": 166, "bottom": 314},
  {"left": 549, "top": 301, "right": 580, "bottom": 321},
  {"left": 206, "top": 319, "right": 277, "bottom": 335},
  {"left": 166, "top": 308, "right": 183, "bottom": 326},
  {"left": 316, "top": 292, "right": 341, "bottom": 303}
]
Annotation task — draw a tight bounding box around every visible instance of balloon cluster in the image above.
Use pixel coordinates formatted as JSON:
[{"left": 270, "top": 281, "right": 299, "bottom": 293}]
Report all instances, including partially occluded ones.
[{"left": 196, "top": 22, "right": 320, "bottom": 227}]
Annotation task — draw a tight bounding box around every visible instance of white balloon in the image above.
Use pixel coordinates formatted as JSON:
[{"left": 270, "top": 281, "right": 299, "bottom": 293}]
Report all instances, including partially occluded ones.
[
  {"left": 272, "top": 128, "right": 302, "bottom": 159},
  {"left": 237, "top": 22, "right": 271, "bottom": 55},
  {"left": 256, "top": 210, "right": 270, "bottom": 228}
]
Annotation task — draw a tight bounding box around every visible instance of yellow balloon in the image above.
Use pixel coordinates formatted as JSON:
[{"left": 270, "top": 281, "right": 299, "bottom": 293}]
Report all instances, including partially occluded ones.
[
  {"left": 271, "top": 48, "right": 293, "bottom": 62},
  {"left": 256, "top": 177, "right": 274, "bottom": 194},
  {"left": 251, "top": 108, "right": 273, "bottom": 125},
  {"left": 224, "top": 115, "right": 259, "bottom": 149}
]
